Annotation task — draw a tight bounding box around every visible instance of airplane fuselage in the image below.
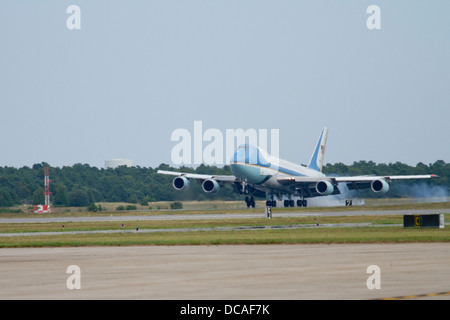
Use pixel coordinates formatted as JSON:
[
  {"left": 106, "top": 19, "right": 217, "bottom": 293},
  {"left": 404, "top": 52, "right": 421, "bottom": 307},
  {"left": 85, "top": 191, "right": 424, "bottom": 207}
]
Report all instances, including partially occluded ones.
[{"left": 229, "top": 144, "right": 325, "bottom": 194}]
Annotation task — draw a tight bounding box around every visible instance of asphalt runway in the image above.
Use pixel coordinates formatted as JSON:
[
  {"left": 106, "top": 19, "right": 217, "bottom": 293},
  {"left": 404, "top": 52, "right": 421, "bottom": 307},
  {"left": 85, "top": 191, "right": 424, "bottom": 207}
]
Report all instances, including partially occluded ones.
[
  {"left": 0, "top": 208, "right": 447, "bottom": 224},
  {"left": 1, "top": 243, "right": 449, "bottom": 300},
  {"left": 1, "top": 208, "right": 448, "bottom": 300}
]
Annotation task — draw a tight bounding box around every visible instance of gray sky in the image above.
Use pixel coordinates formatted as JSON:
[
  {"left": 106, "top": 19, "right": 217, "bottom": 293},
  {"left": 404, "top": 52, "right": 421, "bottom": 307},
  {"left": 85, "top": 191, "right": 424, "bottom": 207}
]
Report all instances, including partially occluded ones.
[{"left": 1, "top": 1, "right": 449, "bottom": 169}]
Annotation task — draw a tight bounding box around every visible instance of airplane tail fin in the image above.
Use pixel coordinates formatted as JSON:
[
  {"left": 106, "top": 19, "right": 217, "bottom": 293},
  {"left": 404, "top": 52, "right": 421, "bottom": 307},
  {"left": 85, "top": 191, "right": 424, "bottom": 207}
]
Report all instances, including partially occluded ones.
[{"left": 307, "top": 127, "right": 328, "bottom": 172}]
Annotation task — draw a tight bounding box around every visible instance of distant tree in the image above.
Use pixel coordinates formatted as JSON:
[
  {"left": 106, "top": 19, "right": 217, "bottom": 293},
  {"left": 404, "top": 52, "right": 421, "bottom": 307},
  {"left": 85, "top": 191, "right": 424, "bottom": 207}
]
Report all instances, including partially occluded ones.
[
  {"left": 170, "top": 201, "right": 183, "bottom": 209},
  {"left": 127, "top": 193, "right": 138, "bottom": 204},
  {"left": 0, "top": 189, "right": 14, "bottom": 207},
  {"left": 0, "top": 160, "right": 448, "bottom": 207},
  {"left": 53, "top": 184, "right": 70, "bottom": 206},
  {"left": 69, "top": 189, "right": 89, "bottom": 207},
  {"left": 87, "top": 203, "right": 102, "bottom": 212},
  {"left": 32, "top": 187, "right": 45, "bottom": 205}
]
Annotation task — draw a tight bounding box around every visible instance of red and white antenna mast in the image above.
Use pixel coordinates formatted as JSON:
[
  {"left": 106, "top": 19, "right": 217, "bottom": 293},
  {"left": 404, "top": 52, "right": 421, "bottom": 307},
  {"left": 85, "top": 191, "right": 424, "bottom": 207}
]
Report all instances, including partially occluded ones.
[{"left": 44, "top": 166, "right": 51, "bottom": 207}]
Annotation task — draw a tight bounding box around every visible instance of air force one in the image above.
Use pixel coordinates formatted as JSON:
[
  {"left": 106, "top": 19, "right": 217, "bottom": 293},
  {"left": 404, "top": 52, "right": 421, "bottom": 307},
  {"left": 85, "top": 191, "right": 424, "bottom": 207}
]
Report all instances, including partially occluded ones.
[{"left": 158, "top": 128, "right": 437, "bottom": 208}]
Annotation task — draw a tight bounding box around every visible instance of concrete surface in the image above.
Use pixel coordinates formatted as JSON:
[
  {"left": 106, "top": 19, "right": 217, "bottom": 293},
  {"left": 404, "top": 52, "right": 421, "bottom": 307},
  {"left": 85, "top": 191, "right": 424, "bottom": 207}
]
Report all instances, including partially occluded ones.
[{"left": 1, "top": 243, "right": 449, "bottom": 300}]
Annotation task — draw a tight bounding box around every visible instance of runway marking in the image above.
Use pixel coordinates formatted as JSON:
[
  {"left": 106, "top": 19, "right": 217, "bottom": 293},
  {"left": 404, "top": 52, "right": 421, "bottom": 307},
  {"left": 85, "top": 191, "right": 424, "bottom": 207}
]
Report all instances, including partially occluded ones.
[{"left": 375, "top": 291, "right": 450, "bottom": 300}]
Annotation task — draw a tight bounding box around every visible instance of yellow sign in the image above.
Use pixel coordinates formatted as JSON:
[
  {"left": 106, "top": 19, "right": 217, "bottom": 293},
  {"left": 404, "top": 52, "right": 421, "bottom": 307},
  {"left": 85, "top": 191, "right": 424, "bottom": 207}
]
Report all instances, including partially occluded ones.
[{"left": 414, "top": 215, "right": 420, "bottom": 227}]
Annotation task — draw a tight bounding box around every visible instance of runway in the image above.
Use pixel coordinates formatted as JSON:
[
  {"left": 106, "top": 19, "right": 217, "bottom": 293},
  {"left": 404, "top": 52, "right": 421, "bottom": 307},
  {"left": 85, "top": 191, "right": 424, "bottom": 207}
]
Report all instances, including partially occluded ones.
[
  {"left": 1, "top": 208, "right": 448, "bottom": 300},
  {"left": 0, "top": 222, "right": 378, "bottom": 237},
  {"left": 0, "top": 208, "right": 446, "bottom": 224},
  {"left": 0, "top": 208, "right": 446, "bottom": 237},
  {"left": 1, "top": 244, "right": 449, "bottom": 300}
]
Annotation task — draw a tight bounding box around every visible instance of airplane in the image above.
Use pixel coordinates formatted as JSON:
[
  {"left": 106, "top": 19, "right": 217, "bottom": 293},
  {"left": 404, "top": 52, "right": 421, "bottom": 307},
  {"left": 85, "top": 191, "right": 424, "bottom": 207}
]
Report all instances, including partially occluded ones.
[{"left": 157, "top": 127, "right": 438, "bottom": 208}]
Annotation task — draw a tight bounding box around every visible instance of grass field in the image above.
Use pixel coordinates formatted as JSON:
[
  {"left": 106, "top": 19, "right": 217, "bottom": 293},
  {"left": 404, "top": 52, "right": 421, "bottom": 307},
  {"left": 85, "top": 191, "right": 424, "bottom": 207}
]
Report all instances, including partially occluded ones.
[
  {"left": 1, "top": 226, "right": 449, "bottom": 247},
  {"left": 3, "top": 198, "right": 449, "bottom": 217},
  {"left": 0, "top": 200, "right": 448, "bottom": 247}
]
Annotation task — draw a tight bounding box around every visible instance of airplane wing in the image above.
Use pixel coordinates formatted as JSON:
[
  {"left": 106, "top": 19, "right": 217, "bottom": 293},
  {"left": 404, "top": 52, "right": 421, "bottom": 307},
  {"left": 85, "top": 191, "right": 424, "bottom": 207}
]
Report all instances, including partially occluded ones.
[
  {"left": 157, "top": 169, "right": 239, "bottom": 194},
  {"left": 157, "top": 170, "right": 237, "bottom": 182},
  {"left": 334, "top": 174, "right": 438, "bottom": 191},
  {"left": 333, "top": 174, "right": 438, "bottom": 182},
  {"left": 277, "top": 176, "right": 341, "bottom": 197},
  {"left": 277, "top": 174, "right": 438, "bottom": 197}
]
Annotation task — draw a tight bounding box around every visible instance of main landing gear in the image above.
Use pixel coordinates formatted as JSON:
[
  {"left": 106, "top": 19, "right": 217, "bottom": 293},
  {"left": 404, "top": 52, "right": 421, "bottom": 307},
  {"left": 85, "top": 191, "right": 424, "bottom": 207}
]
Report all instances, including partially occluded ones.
[
  {"left": 296, "top": 199, "right": 308, "bottom": 207},
  {"left": 245, "top": 196, "right": 255, "bottom": 208},
  {"left": 263, "top": 195, "right": 308, "bottom": 208},
  {"left": 265, "top": 200, "right": 277, "bottom": 207},
  {"left": 264, "top": 199, "right": 307, "bottom": 207},
  {"left": 281, "top": 199, "right": 308, "bottom": 207},
  {"left": 283, "top": 200, "right": 295, "bottom": 207}
]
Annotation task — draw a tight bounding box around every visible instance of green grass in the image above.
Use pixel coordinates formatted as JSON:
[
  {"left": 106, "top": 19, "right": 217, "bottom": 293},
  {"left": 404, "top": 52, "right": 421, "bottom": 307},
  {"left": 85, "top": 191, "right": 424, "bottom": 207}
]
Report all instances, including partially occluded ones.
[
  {"left": 2, "top": 199, "right": 449, "bottom": 218},
  {"left": 0, "top": 226, "right": 449, "bottom": 247},
  {"left": 0, "top": 200, "right": 448, "bottom": 247},
  {"left": 0, "top": 214, "right": 414, "bottom": 234},
  {"left": 0, "top": 214, "right": 449, "bottom": 247}
]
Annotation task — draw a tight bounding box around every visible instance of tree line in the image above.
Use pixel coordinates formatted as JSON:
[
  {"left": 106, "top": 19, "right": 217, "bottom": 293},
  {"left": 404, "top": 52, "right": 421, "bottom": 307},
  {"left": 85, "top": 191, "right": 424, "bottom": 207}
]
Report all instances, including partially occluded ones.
[{"left": 0, "top": 160, "right": 448, "bottom": 207}]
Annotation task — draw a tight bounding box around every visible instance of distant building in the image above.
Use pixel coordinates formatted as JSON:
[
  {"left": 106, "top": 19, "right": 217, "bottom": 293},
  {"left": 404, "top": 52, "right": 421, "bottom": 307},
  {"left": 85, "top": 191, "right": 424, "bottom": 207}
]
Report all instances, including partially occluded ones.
[{"left": 105, "top": 159, "right": 133, "bottom": 169}]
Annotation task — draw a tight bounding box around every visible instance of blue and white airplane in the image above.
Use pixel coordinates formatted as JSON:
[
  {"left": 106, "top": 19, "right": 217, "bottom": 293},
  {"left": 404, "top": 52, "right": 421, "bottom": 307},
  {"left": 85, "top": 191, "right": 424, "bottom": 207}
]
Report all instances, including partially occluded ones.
[{"left": 158, "top": 128, "right": 437, "bottom": 208}]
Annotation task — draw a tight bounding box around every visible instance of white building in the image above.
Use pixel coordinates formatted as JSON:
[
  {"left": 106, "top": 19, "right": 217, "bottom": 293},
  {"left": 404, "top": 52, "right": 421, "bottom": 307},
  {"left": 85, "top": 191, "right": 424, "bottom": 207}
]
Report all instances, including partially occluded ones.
[{"left": 105, "top": 159, "right": 133, "bottom": 169}]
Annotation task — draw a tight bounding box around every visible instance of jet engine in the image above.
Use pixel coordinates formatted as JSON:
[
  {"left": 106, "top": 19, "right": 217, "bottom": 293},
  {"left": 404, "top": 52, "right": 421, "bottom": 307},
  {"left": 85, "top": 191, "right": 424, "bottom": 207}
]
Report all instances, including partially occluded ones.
[
  {"left": 172, "top": 176, "right": 190, "bottom": 191},
  {"left": 315, "top": 180, "right": 334, "bottom": 196},
  {"left": 371, "top": 179, "right": 389, "bottom": 193},
  {"left": 202, "top": 179, "right": 220, "bottom": 194}
]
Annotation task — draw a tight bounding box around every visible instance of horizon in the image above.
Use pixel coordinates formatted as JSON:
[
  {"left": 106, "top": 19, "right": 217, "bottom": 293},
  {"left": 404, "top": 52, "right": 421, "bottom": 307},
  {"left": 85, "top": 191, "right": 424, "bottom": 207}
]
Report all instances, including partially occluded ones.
[{"left": 1, "top": 159, "right": 446, "bottom": 171}]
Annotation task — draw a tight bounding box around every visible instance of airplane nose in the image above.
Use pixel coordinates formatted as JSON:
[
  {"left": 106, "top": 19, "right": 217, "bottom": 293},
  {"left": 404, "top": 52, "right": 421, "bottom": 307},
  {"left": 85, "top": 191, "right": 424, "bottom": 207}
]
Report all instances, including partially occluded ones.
[
  {"left": 230, "top": 144, "right": 249, "bottom": 164},
  {"left": 230, "top": 144, "right": 270, "bottom": 167}
]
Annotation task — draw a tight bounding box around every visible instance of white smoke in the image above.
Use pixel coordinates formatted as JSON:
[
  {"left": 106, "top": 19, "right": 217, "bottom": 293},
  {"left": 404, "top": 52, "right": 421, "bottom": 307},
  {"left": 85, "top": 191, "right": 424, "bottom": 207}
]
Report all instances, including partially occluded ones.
[
  {"left": 394, "top": 182, "right": 449, "bottom": 203},
  {"left": 278, "top": 181, "right": 449, "bottom": 208},
  {"left": 307, "top": 182, "right": 365, "bottom": 207}
]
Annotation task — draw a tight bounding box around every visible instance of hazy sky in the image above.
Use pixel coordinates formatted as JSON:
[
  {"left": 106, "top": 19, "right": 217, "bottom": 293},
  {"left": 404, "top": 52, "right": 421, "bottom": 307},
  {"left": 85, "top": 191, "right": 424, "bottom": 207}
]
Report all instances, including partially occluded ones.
[{"left": 1, "top": 1, "right": 449, "bottom": 169}]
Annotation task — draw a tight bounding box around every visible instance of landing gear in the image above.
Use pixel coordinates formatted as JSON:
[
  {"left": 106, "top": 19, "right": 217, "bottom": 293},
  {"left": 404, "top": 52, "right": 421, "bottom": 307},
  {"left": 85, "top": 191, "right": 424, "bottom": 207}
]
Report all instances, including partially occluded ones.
[
  {"left": 265, "top": 193, "right": 278, "bottom": 207},
  {"left": 245, "top": 196, "right": 255, "bottom": 208},
  {"left": 264, "top": 194, "right": 308, "bottom": 208},
  {"left": 265, "top": 200, "right": 277, "bottom": 207},
  {"left": 283, "top": 200, "right": 295, "bottom": 207},
  {"left": 296, "top": 199, "right": 308, "bottom": 207}
]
